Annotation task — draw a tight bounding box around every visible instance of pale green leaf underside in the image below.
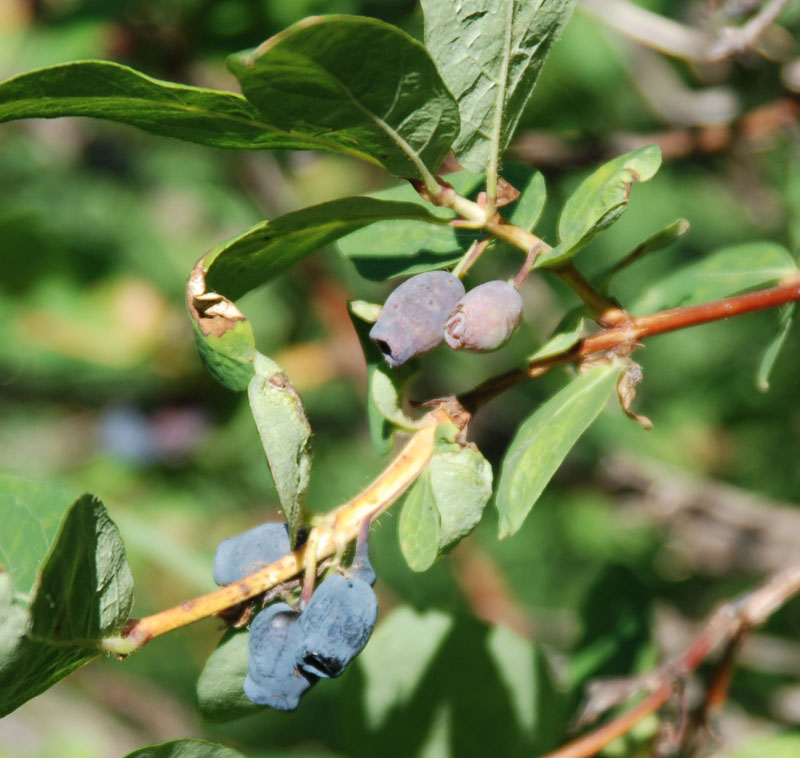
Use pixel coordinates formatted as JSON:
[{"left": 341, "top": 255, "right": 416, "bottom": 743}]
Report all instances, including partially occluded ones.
[
  {"left": 540, "top": 145, "right": 662, "bottom": 267},
  {"left": 528, "top": 307, "right": 584, "bottom": 361},
  {"left": 229, "top": 15, "right": 460, "bottom": 180},
  {"left": 496, "top": 364, "right": 621, "bottom": 537},
  {"left": 248, "top": 354, "right": 312, "bottom": 541},
  {"left": 632, "top": 241, "right": 799, "bottom": 314},
  {"left": 0, "top": 60, "right": 326, "bottom": 151},
  {"left": 399, "top": 444, "right": 492, "bottom": 571},
  {"left": 421, "top": 0, "right": 576, "bottom": 172}
]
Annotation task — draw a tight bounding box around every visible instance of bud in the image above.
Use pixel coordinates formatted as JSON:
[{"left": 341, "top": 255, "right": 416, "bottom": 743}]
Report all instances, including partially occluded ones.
[
  {"left": 369, "top": 271, "right": 465, "bottom": 367},
  {"left": 444, "top": 280, "right": 524, "bottom": 352}
]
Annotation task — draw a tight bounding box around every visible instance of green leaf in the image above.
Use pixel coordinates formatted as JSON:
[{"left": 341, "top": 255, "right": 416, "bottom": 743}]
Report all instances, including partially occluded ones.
[
  {"left": 338, "top": 171, "right": 484, "bottom": 281},
  {"left": 399, "top": 441, "right": 493, "bottom": 571},
  {"left": 205, "top": 197, "right": 445, "bottom": 300},
  {"left": 756, "top": 303, "right": 795, "bottom": 392},
  {"left": 504, "top": 164, "right": 547, "bottom": 232},
  {"left": 632, "top": 241, "right": 799, "bottom": 313},
  {"left": 339, "top": 606, "right": 566, "bottom": 756},
  {"left": 421, "top": 0, "right": 576, "bottom": 173},
  {"left": 398, "top": 472, "right": 441, "bottom": 572},
  {"left": 122, "top": 738, "right": 246, "bottom": 758},
  {"left": 197, "top": 629, "right": 259, "bottom": 722},
  {"left": 248, "top": 353, "right": 312, "bottom": 542},
  {"left": 597, "top": 218, "right": 690, "bottom": 290},
  {"left": 541, "top": 145, "right": 662, "bottom": 267},
  {"left": 0, "top": 60, "right": 323, "bottom": 151},
  {"left": 229, "top": 15, "right": 460, "bottom": 179},
  {"left": 0, "top": 480, "right": 133, "bottom": 717},
  {"left": 732, "top": 732, "right": 800, "bottom": 758},
  {"left": 189, "top": 310, "right": 256, "bottom": 393},
  {"left": 349, "top": 310, "right": 421, "bottom": 456},
  {"left": 0, "top": 474, "right": 77, "bottom": 597},
  {"left": 496, "top": 364, "right": 621, "bottom": 537},
  {"left": 528, "top": 307, "right": 584, "bottom": 361}
]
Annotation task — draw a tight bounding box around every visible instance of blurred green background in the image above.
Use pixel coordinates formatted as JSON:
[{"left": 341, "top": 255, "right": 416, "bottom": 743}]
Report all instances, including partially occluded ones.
[{"left": 1, "top": 1, "right": 799, "bottom": 756}]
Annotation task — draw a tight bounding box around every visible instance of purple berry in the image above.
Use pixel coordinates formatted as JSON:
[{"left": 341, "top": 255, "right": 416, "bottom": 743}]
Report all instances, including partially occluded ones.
[
  {"left": 369, "top": 271, "right": 465, "bottom": 367},
  {"left": 213, "top": 522, "right": 291, "bottom": 586},
  {"left": 444, "top": 280, "right": 524, "bottom": 352}
]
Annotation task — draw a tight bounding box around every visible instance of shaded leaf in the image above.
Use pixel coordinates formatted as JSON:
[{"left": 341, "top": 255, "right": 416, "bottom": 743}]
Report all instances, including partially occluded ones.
[
  {"left": 496, "top": 364, "right": 621, "bottom": 537},
  {"left": 123, "top": 739, "right": 246, "bottom": 758},
  {"left": 229, "top": 15, "right": 459, "bottom": 179},
  {"left": 339, "top": 606, "right": 566, "bottom": 757},
  {"left": 504, "top": 164, "right": 547, "bottom": 232},
  {"left": 528, "top": 307, "right": 584, "bottom": 361},
  {"left": 399, "top": 438, "right": 493, "bottom": 571},
  {"left": 756, "top": 303, "right": 795, "bottom": 392},
  {"left": 338, "top": 172, "right": 484, "bottom": 281},
  {"left": 248, "top": 353, "right": 312, "bottom": 541},
  {"left": 197, "top": 630, "right": 259, "bottom": 722},
  {"left": 632, "top": 241, "right": 799, "bottom": 313},
  {"left": 541, "top": 145, "right": 662, "bottom": 267},
  {"left": 0, "top": 481, "right": 133, "bottom": 717},
  {"left": 421, "top": 0, "right": 576, "bottom": 172},
  {"left": 204, "top": 197, "right": 445, "bottom": 301},
  {"left": 0, "top": 60, "right": 318, "bottom": 151}
]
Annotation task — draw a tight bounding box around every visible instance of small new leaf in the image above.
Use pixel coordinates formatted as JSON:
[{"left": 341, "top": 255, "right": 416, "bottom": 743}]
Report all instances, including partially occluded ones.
[
  {"left": 248, "top": 354, "right": 312, "bottom": 542},
  {"left": 541, "top": 145, "right": 662, "bottom": 267}
]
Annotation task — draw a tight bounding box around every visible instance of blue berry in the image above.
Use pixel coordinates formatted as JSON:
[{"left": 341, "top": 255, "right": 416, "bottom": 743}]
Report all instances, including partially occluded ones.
[
  {"left": 444, "top": 280, "right": 524, "bottom": 352},
  {"left": 296, "top": 574, "right": 378, "bottom": 678},
  {"left": 213, "top": 522, "right": 291, "bottom": 586},
  {"left": 244, "top": 603, "right": 316, "bottom": 711},
  {"left": 369, "top": 271, "right": 465, "bottom": 367}
]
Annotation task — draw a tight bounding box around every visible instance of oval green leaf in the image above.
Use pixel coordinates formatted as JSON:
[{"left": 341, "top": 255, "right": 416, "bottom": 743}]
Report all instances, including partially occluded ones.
[
  {"left": 540, "top": 145, "right": 662, "bottom": 267},
  {"left": 496, "top": 364, "right": 621, "bottom": 538},
  {"left": 197, "top": 630, "right": 259, "bottom": 722},
  {"left": 229, "top": 15, "right": 460, "bottom": 179},
  {"left": 248, "top": 354, "right": 312, "bottom": 542}
]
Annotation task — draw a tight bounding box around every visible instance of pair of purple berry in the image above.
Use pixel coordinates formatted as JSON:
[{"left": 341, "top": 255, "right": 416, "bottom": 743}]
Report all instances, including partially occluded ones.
[{"left": 369, "top": 271, "right": 524, "bottom": 368}]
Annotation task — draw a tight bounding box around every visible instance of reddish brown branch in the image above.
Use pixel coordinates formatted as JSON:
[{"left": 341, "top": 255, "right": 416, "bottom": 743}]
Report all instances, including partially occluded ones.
[
  {"left": 460, "top": 279, "right": 800, "bottom": 412},
  {"left": 542, "top": 564, "right": 800, "bottom": 758}
]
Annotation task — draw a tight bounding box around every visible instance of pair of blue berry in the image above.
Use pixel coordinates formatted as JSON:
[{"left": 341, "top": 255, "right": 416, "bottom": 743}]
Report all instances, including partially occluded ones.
[
  {"left": 369, "top": 271, "right": 525, "bottom": 367},
  {"left": 213, "top": 523, "right": 377, "bottom": 711}
]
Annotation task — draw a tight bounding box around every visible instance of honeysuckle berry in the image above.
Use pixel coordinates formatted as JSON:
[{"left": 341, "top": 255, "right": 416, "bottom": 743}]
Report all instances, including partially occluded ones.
[
  {"left": 444, "top": 280, "right": 524, "bottom": 352},
  {"left": 244, "top": 603, "right": 317, "bottom": 711},
  {"left": 213, "top": 522, "right": 291, "bottom": 586},
  {"left": 296, "top": 573, "right": 378, "bottom": 679},
  {"left": 369, "top": 270, "right": 465, "bottom": 368}
]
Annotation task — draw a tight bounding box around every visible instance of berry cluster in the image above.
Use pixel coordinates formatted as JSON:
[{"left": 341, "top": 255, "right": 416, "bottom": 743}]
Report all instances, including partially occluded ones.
[
  {"left": 369, "top": 271, "right": 524, "bottom": 367},
  {"left": 212, "top": 523, "right": 377, "bottom": 712}
]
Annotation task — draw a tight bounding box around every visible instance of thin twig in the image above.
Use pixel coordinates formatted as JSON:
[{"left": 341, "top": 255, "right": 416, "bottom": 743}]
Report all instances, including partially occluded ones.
[
  {"left": 542, "top": 563, "right": 800, "bottom": 758},
  {"left": 460, "top": 278, "right": 800, "bottom": 412}
]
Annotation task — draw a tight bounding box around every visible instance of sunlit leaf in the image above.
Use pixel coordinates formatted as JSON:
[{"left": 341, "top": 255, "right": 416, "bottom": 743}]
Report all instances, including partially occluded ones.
[
  {"left": 229, "top": 15, "right": 459, "bottom": 179},
  {"left": 756, "top": 303, "right": 795, "bottom": 392},
  {"left": 496, "top": 364, "right": 621, "bottom": 537},
  {"left": 421, "top": 0, "right": 576, "bottom": 172},
  {"left": 541, "top": 145, "right": 662, "bottom": 267}
]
